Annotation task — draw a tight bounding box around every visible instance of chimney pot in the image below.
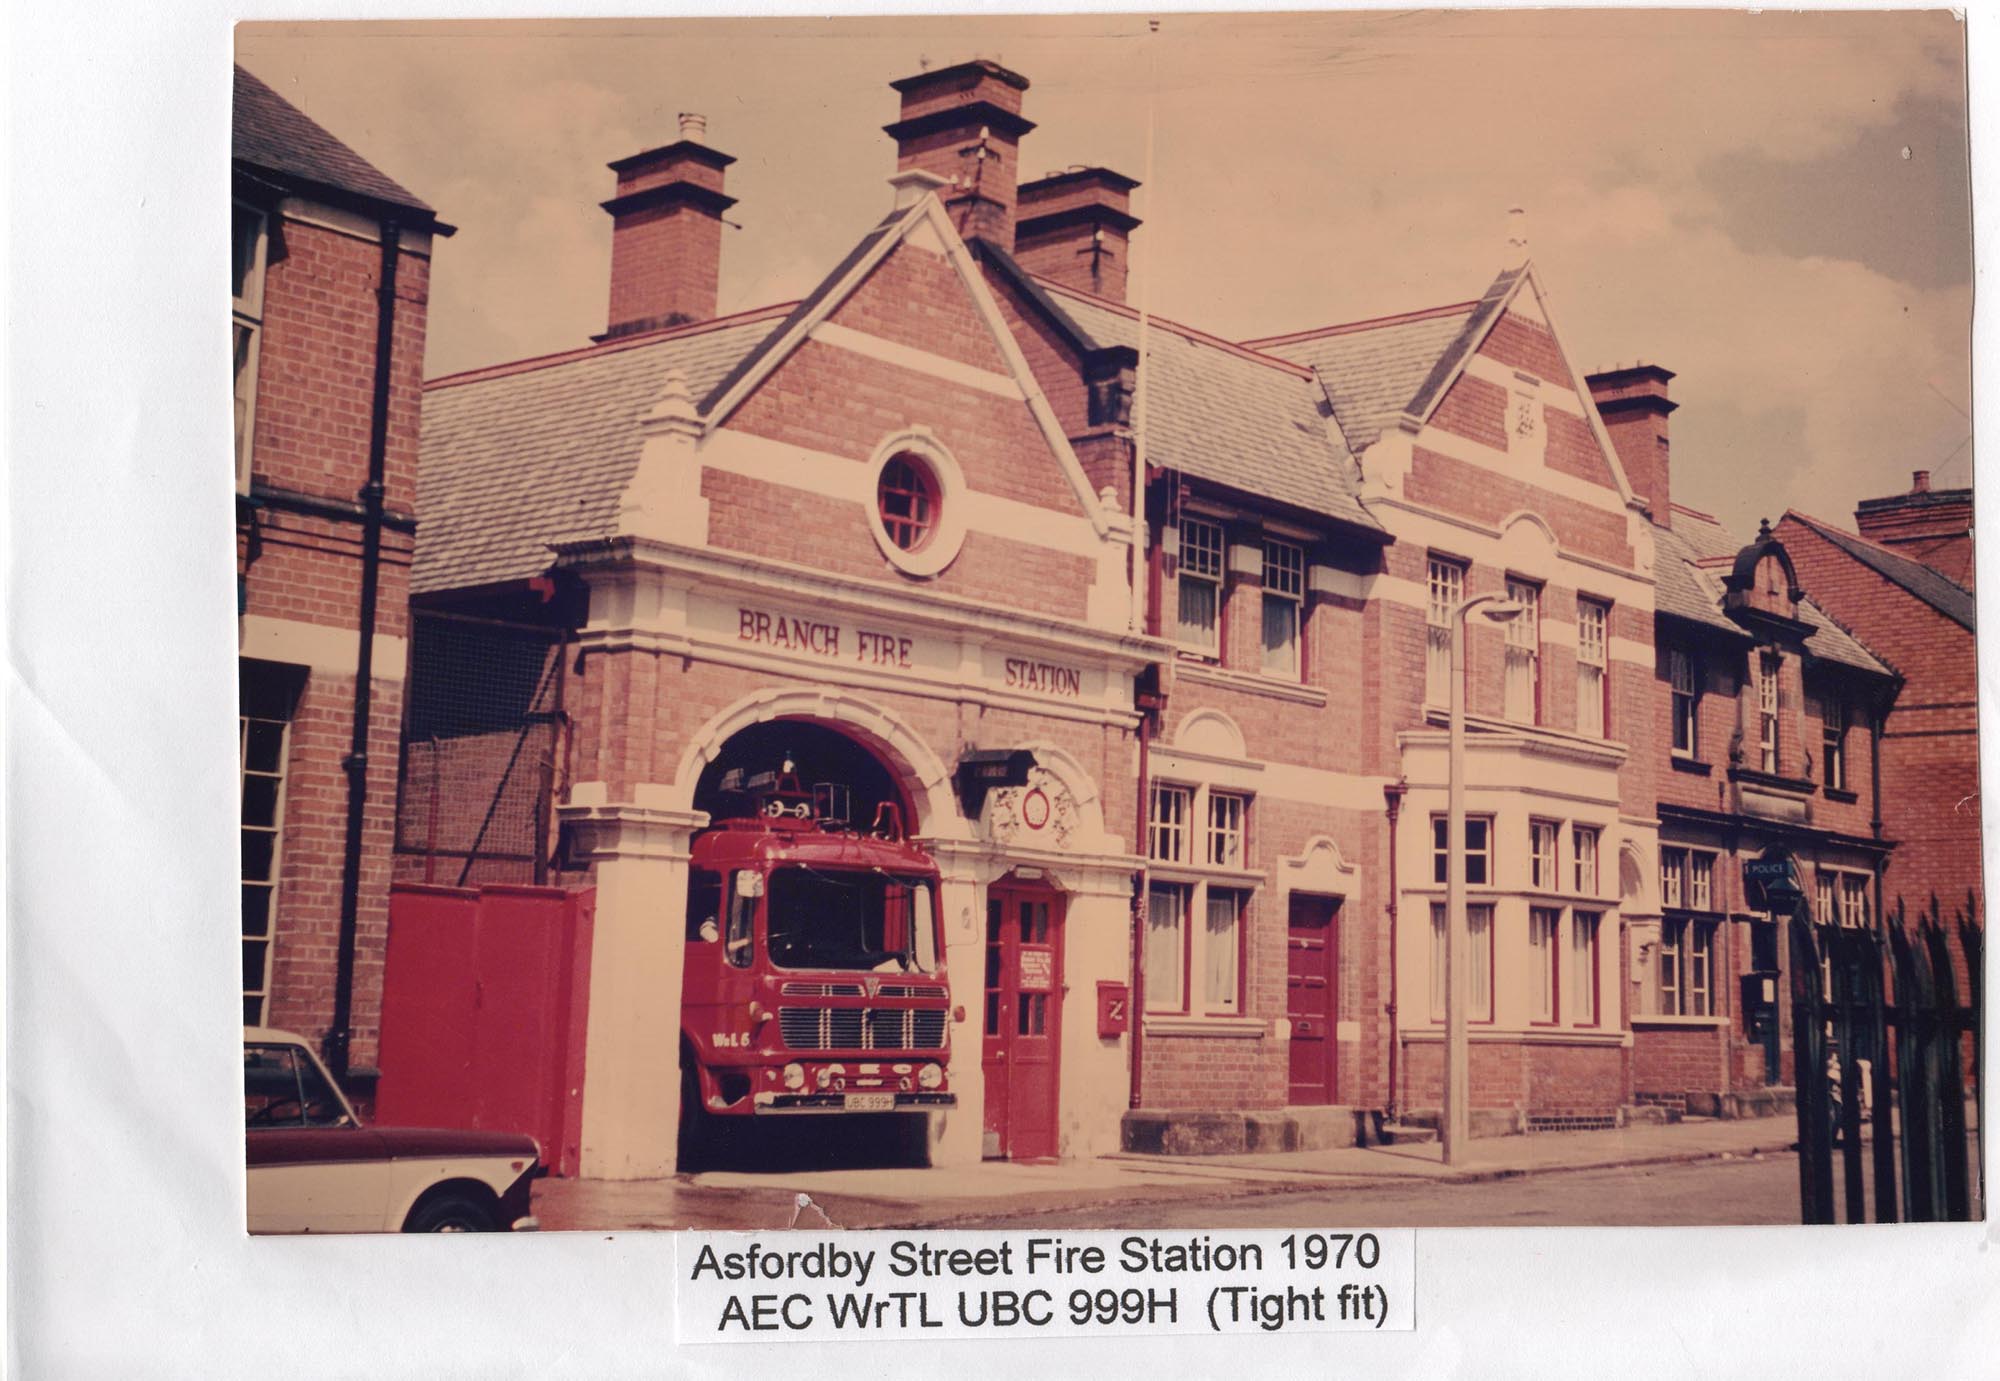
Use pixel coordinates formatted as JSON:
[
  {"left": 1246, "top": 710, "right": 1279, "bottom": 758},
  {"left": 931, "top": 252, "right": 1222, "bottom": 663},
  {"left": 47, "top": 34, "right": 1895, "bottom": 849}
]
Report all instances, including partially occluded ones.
[
  {"left": 678, "top": 111, "right": 708, "bottom": 144},
  {"left": 1913, "top": 469, "right": 1931, "bottom": 493}
]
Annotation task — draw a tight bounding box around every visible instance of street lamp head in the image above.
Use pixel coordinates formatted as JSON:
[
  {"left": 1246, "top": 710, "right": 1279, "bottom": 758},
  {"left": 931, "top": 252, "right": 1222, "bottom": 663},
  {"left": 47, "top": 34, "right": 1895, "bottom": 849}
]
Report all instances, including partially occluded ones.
[{"left": 1479, "top": 599, "right": 1527, "bottom": 625}]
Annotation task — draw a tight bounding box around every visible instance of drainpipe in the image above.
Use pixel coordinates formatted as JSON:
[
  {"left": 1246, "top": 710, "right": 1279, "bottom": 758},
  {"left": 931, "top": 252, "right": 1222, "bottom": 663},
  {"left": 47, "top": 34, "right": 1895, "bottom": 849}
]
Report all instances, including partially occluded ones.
[
  {"left": 1130, "top": 683, "right": 1156, "bottom": 1109},
  {"left": 1383, "top": 781, "right": 1407, "bottom": 1123},
  {"left": 325, "top": 217, "right": 401, "bottom": 1084},
  {"left": 1870, "top": 692, "right": 1888, "bottom": 921}
]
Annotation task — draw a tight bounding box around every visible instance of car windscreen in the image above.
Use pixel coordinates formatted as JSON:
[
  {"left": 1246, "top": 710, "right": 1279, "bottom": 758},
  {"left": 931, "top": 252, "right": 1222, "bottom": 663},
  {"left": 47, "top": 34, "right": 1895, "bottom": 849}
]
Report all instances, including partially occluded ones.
[
  {"left": 765, "top": 867, "right": 937, "bottom": 973},
  {"left": 245, "top": 1044, "right": 351, "bottom": 1128}
]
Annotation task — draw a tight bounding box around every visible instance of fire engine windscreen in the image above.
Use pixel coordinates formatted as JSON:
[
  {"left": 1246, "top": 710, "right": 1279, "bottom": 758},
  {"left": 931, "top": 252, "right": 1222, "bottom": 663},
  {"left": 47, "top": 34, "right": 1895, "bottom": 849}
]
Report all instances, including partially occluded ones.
[{"left": 765, "top": 868, "right": 938, "bottom": 973}]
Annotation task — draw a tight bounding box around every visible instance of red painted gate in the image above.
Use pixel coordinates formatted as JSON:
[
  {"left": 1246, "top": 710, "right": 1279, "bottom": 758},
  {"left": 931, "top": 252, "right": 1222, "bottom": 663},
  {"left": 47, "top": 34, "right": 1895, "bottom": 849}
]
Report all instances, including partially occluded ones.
[
  {"left": 982, "top": 881, "right": 1064, "bottom": 1160},
  {"left": 376, "top": 883, "right": 594, "bottom": 1176},
  {"left": 1287, "top": 893, "right": 1340, "bottom": 1105}
]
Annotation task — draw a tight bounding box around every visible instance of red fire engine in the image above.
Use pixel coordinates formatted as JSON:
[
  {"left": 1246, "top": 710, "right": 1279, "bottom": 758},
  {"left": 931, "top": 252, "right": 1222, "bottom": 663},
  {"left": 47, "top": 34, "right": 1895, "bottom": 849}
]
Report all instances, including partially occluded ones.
[{"left": 679, "top": 763, "right": 955, "bottom": 1132}]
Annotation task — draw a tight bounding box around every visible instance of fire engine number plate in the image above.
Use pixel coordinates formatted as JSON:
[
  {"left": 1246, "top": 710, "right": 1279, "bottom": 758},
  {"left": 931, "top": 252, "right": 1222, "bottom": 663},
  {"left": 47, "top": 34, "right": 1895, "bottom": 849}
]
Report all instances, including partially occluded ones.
[{"left": 846, "top": 1092, "right": 895, "bottom": 1112}]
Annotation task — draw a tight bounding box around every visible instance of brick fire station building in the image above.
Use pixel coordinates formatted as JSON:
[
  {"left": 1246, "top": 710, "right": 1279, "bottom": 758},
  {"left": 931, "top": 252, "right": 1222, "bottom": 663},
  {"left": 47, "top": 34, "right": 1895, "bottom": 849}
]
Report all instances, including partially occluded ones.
[
  {"left": 383, "top": 60, "right": 1973, "bottom": 1176},
  {"left": 234, "top": 65, "right": 450, "bottom": 1091}
]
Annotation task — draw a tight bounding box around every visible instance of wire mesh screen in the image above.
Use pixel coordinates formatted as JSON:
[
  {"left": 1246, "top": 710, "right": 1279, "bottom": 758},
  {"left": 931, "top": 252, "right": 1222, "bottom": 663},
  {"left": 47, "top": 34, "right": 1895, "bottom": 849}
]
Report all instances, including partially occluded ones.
[{"left": 396, "top": 611, "right": 567, "bottom": 885}]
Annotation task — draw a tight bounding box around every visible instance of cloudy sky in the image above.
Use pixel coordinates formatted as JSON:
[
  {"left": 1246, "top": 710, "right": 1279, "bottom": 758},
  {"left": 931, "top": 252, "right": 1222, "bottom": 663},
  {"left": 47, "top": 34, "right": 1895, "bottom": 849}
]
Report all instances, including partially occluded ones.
[{"left": 237, "top": 11, "right": 1972, "bottom": 540}]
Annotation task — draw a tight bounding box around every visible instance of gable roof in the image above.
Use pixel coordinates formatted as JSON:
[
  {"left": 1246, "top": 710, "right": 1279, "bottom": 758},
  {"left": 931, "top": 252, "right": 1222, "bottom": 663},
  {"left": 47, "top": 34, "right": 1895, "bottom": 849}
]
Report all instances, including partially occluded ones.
[
  {"left": 414, "top": 308, "right": 790, "bottom": 594},
  {"left": 1248, "top": 262, "right": 1638, "bottom": 517},
  {"left": 1042, "top": 284, "right": 1382, "bottom": 534},
  {"left": 698, "top": 193, "right": 1114, "bottom": 536},
  {"left": 233, "top": 65, "right": 439, "bottom": 220},
  {"left": 1658, "top": 508, "right": 1892, "bottom": 677},
  {"left": 1247, "top": 301, "right": 1477, "bottom": 454},
  {"left": 1783, "top": 510, "right": 1977, "bottom": 633}
]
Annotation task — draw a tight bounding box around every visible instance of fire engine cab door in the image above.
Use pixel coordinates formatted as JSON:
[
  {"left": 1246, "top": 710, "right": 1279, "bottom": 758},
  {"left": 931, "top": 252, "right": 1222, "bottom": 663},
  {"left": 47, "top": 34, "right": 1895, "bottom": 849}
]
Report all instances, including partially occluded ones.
[
  {"left": 982, "top": 884, "right": 1063, "bottom": 1160},
  {"left": 1287, "top": 893, "right": 1340, "bottom": 1105}
]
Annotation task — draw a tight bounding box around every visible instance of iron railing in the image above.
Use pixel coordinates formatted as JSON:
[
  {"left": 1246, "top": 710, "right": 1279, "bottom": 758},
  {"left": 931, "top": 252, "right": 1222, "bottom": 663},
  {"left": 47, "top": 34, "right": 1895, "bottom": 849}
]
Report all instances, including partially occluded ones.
[{"left": 1790, "top": 893, "right": 1983, "bottom": 1223}]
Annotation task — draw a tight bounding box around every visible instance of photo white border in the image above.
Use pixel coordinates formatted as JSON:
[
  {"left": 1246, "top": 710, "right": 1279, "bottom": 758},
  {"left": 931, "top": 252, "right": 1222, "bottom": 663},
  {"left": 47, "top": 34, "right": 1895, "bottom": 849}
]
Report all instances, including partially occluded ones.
[{"left": 6, "top": 0, "right": 1997, "bottom": 1375}]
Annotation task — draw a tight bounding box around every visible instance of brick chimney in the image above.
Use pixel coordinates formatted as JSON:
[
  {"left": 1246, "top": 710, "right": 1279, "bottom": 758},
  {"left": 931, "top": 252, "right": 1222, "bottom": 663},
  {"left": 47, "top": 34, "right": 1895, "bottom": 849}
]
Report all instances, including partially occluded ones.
[
  {"left": 1586, "top": 364, "right": 1677, "bottom": 529},
  {"left": 599, "top": 113, "right": 735, "bottom": 339},
  {"left": 1014, "top": 167, "right": 1142, "bottom": 302},
  {"left": 885, "top": 60, "right": 1035, "bottom": 248},
  {"left": 1855, "top": 469, "right": 1975, "bottom": 587}
]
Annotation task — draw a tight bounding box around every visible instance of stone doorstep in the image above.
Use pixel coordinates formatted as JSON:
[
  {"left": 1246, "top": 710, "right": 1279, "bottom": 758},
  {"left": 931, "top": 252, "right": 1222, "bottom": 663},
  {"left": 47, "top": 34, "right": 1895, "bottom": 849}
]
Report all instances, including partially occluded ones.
[{"left": 1119, "top": 1105, "right": 1361, "bottom": 1157}]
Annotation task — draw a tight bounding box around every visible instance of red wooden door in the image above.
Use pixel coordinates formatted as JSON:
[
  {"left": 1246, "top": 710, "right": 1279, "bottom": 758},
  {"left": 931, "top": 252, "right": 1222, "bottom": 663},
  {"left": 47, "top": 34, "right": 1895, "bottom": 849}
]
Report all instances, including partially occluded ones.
[
  {"left": 1287, "top": 893, "right": 1340, "bottom": 1105},
  {"left": 981, "top": 883, "right": 1064, "bottom": 1160}
]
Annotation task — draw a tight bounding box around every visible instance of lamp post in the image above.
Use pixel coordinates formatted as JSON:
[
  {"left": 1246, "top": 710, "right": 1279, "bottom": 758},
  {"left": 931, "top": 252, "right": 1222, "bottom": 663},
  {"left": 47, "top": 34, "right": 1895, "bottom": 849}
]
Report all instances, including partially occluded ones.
[{"left": 1443, "top": 593, "right": 1524, "bottom": 1166}]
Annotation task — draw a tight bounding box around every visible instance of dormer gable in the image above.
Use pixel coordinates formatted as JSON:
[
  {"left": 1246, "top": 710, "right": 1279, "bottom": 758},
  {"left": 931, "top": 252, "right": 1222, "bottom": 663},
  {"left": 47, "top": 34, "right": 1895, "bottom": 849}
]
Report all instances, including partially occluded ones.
[{"left": 1723, "top": 520, "right": 1811, "bottom": 638}]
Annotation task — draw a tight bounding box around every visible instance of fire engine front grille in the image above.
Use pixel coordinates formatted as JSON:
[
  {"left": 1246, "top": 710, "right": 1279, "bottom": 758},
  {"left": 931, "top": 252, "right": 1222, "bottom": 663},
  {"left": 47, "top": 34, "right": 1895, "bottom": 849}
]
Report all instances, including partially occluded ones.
[
  {"left": 877, "top": 983, "right": 947, "bottom": 999},
  {"left": 781, "top": 982, "right": 865, "bottom": 997},
  {"left": 779, "top": 1006, "right": 948, "bottom": 1051}
]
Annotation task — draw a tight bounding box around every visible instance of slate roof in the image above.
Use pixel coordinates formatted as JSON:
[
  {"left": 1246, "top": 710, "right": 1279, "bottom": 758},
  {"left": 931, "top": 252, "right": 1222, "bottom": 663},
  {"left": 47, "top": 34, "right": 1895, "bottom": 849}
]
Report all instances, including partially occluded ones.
[
  {"left": 1658, "top": 508, "right": 1892, "bottom": 677},
  {"left": 1783, "top": 510, "right": 1977, "bottom": 634},
  {"left": 233, "top": 65, "right": 435, "bottom": 216},
  {"left": 414, "top": 311, "right": 788, "bottom": 594},
  {"left": 1248, "top": 304, "right": 1478, "bottom": 454},
  {"left": 1044, "top": 286, "right": 1381, "bottom": 533}
]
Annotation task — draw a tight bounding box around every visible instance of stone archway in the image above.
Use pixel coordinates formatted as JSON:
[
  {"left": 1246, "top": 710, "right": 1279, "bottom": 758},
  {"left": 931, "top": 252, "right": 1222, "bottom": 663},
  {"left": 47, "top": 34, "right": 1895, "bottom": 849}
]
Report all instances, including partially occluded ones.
[{"left": 671, "top": 687, "right": 968, "bottom": 844}]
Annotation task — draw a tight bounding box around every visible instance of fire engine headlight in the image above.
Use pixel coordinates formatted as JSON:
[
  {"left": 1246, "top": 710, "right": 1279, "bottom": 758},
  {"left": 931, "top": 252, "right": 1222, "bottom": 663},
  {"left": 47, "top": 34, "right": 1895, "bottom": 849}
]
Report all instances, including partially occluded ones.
[
  {"left": 918, "top": 1063, "right": 944, "bottom": 1090},
  {"left": 815, "top": 1068, "right": 833, "bottom": 1090},
  {"left": 782, "top": 1063, "right": 805, "bottom": 1091}
]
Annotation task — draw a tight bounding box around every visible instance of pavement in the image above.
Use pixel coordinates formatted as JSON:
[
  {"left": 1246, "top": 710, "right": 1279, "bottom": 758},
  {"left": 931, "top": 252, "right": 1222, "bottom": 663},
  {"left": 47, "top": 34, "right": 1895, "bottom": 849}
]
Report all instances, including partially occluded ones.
[{"left": 533, "top": 1115, "right": 1805, "bottom": 1233}]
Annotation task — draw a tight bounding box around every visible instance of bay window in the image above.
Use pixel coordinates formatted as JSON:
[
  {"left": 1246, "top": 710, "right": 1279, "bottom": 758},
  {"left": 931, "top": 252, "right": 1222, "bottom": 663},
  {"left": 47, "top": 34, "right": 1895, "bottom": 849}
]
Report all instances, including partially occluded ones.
[
  {"left": 1429, "top": 902, "right": 1494, "bottom": 1021},
  {"left": 1529, "top": 819, "right": 1559, "bottom": 891},
  {"left": 1569, "top": 912, "right": 1600, "bottom": 1024},
  {"left": 1529, "top": 907, "right": 1560, "bottom": 1022},
  {"left": 1572, "top": 825, "right": 1600, "bottom": 896},
  {"left": 1432, "top": 814, "right": 1492, "bottom": 886}
]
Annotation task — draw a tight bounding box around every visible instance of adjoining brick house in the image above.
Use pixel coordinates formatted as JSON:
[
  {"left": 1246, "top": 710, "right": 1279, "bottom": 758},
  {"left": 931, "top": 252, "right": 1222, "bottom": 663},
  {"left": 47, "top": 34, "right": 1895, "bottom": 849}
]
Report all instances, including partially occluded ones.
[
  {"left": 1776, "top": 488, "right": 1982, "bottom": 922},
  {"left": 234, "top": 65, "right": 451, "bottom": 1091},
  {"left": 392, "top": 57, "right": 1961, "bottom": 1174},
  {"left": 1247, "top": 270, "right": 1664, "bottom": 1134}
]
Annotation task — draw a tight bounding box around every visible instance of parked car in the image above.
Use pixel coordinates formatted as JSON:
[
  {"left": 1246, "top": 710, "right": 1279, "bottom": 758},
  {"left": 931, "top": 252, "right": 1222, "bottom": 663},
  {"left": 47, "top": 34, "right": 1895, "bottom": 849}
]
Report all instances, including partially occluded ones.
[{"left": 245, "top": 1027, "right": 544, "bottom": 1234}]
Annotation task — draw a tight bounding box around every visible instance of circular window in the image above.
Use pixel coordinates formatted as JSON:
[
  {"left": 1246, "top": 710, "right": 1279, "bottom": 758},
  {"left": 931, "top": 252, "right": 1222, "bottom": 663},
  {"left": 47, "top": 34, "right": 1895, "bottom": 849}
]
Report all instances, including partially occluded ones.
[
  {"left": 877, "top": 454, "right": 940, "bottom": 553},
  {"left": 865, "top": 430, "right": 967, "bottom": 578}
]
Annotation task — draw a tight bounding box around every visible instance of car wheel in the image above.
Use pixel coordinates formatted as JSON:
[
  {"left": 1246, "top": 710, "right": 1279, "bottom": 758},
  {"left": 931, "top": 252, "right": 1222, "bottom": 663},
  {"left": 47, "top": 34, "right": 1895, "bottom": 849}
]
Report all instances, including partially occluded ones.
[{"left": 404, "top": 1192, "right": 497, "bottom": 1233}]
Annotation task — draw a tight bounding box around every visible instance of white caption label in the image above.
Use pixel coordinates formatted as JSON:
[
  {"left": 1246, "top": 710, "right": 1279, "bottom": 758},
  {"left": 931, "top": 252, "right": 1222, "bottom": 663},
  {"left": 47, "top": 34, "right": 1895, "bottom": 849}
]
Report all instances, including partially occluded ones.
[{"left": 676, "top": 1229, "right": 1415, "bottom": 1343}]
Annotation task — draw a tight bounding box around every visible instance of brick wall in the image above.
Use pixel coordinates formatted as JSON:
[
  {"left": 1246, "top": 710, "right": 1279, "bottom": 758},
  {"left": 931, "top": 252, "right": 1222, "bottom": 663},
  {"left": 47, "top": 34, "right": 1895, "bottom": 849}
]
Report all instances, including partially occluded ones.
[
  {"left": 1777, "top": 516, "right": 1984, "bottom": 915},
  {"left": 1399, "top": 1039, "right": 1626, "bottom": 1118},
  {"left": 240, "top": 212, "right": 432, "bottom": 1068},
  {"left": 1631, "top": 1024, "right": 1726, "bottom": 1101}
]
